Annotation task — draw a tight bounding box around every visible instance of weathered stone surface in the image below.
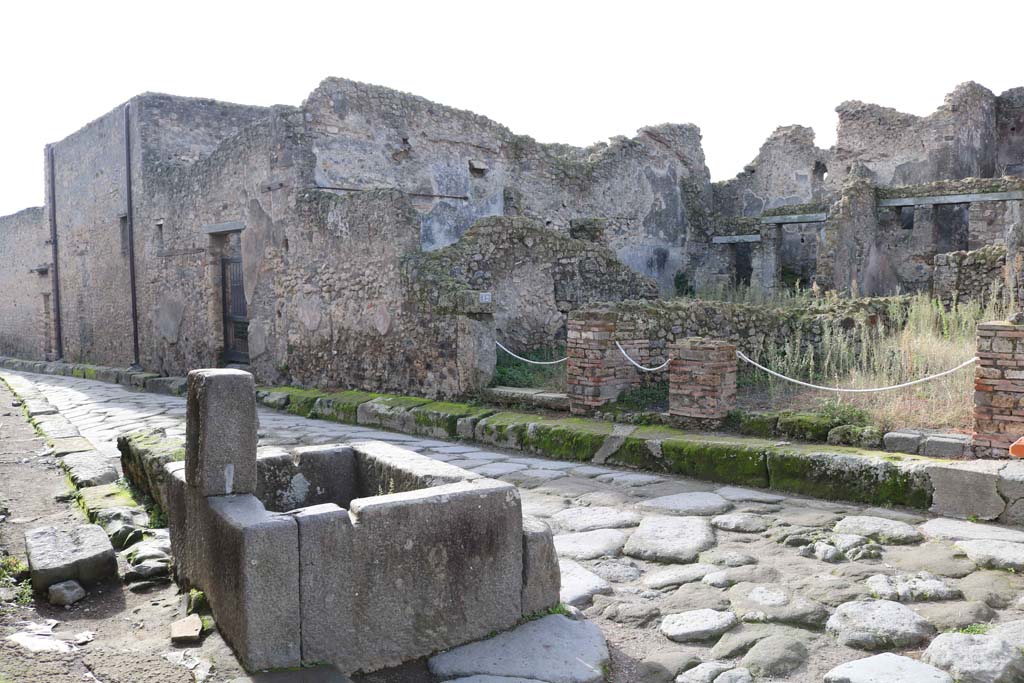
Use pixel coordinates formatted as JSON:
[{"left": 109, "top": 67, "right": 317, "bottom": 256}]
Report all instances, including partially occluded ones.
[
  {"left": 883, "top": 430, "right": 924, "bottom": 454},
  {"left": 659, "top": 582, "right": 732, "bottom": 613},
  {"left": 635, "top": 648, "right": 701, "bottom": 683},
  {"left": 47, "top": 580, "right": 85, "bottom": 606},
  {"left": 826, "top": 599, "right": 935, "bottom": 650},
  {"left": 928, "top": 463, "right": 1006, "bottom": 520},
  {"left": 883, "top": 541, "right": 978, "bottom": 578},
  {"left": 550, "top": 506, "right": 640, "bottom": 532},
  {"left": 911, "top": 601, "right": 996, "bottom": 631},
  {"left": 824, "top": 653, "right": 953, "bottom": 683},
  {"left": 559, "top": 559, "right": 611, "bottom": 607},
  {"left": 714, "top": 669, "right": 752, "bottom": 683},
  {"left": 959, "top": 570, "right": 1024, "bottom": 608},
  {"left": 923, "top": 632, "right": 1024, "bottom": 683},
  {"left": 427, "top": 615, "right": 610, "bottom": 683},
  {"left": 739, "top": 635, "right": 807, "bottom": 677},
  {"left": 727, "top": 582, "right": 828, "bottom": 628},
  {"left": 642, "top": 564, "right": 716, "bottom": 589},
  {"left": 521, "top": 517, "right": 560, "bottom": 616},
  {"left": 866, "top": 572, "right": 961, "bottom": 602},
  {"left": 798, "top": 541, "right": 843, "bottom": 563},
  {"left": 660, "top": 608, "right": 737, "bottom": 642},
  {"left": 921, "top": 435, "right": 970, "bottom": 458},
  {"left": 700, "top": 549, "right": 756, "bottom": 567},
  {"left": 587, "top": 558, "right": 641, "bottom": 584},
  {"left": 833, "top": 516, "right": 922, "bottom": 544},
  {"left": 553, "top": 529, "right": 628, "bottom": 560},
  {"left": 715, "top": 487, "right": 784, "bottom": 503},
  {"left": 676, "top": 661, "right": 733, "bottom": 683},
  {"left": 586, "top": 594, "right": 659, "bottom": 627},
  {"left": 919, "top": 517, "right": 1024, "bottom": 543},
  {"left": 637, "top": 492, "right": 732, "bottom": 516},
  {"left": 623, "top": 517, "right": 715, "bottom": 563},
  {"left": 170, "top": 613, "right": 203, "bottom": 643},
  {"left": 185, "top": 369, "right": 258, "bottom": 496},
  {"left": 989, "top": 620, "right": 1024, "bottom": 649},
  {"left": 61, "top": 451, "right": 118, "bottom": 487},
  {"left": 25, "top": 524, "right": 117, "bottom": 591},
  {"left": 702, "top": 565, "right": 780, "bottom": 588},
  {"left": 956, "top": 539, "right": 1024, "bottom": 571},
  {"left": 710, "top": 513, "right": 768, "bottom": 533}
]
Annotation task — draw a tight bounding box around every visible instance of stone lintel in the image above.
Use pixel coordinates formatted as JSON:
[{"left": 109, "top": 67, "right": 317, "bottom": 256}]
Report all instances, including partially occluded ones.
[
  {"left": 711, "top": 234, "right": 762, "bottom": 244},
  {"left": 202, "top": 220, "right": 245, "bottom": 234},
  {"left": 879, "top": 191, "right": 1024, "bottom": 208},
  {"left": 758, "top": 213, "right": 828, "bottom": 224}
]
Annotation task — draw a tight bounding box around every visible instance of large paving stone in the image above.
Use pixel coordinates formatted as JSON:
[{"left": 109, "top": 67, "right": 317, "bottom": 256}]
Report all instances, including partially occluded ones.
[
  {"left": 635, "top": 648, "right": 701, "bottom": 683},
  {"left": 865, "top": 572, "right": 961, "bottom": 602},
  {"left": 659, "top": 582, "right": 732, "bottom": 613},
  {"left": 928, "top": 463, "right": 1006, "bottom": 520},
  {"left": 660, "top": 608, "right": 737, "bottom": 642},
  {"left": 550, "top": 506, "right": 641, "bottom": 532},
  {"left": 623, "top": 517, "right": 715, "bottom": 563},
  {"left": 702, "top": 565, "right": 780, "bottom": 589},
  {"left": 642, "top": 563, "right": 717, "bottom": 589},
  {"left": 919, "top": 518, "right": 1024, "bottom": 543},
  {"left": 883, "top": 430, "right": 924, "bottom": 454},
  {"left": 956, "top": 539, "right": 1024, "bottom": 572},
  {"left": 959, "top": 570, "right": 1024, "bottom": 608},
  {"left": 553, "top": 529, "right": 627, "bottom": 560},
  {"left": 427, "top": 615, "right": 609, "bottom": 683},
  {"left": 636, "top": 492, "right": 732, "bottom": 516},
  {"left": 923, "top": 632, "right": 1024, "bottom": 683},
  {"left": 989, "top": 620, "right": 1024, "bottom": 649},
  {"left": 715, "top": 486, "right": 784, "bottom": 503},
  {"left": 61, "top": 451, "right": 118, "bottom": 487},
  {"left": 882, "top": 541, "right": 978, "bottom": 578},
  {"left": 727, "top": 582, "right": 828, "bottom": 628},
  {"left": 911, "top": 601, "right": 996, "bottom": 631},
  {"left": 710, "top": 513, "right": 768, "bottom": 533},
  {"left": 676, "top": 662, "right": 734, "bottom": 683},
  {"left": 710, "top": 624, "right": 809, "bottom": 659},
  {"left": 559, "top": 559, "right": 611, "bottom": 607},
  {"left": 521, "top": 518, "right": 560, "bottom": 616},
  {"left": 824, "top": 653, "right": 952, "bottom": 683},
  {"left": 826, "top": 599, "right": 935, "bottom": 650},
  {"left": 833, "top": 516, "right": 922, "bottom": 544},
  {"left": 25, "top": 524, "right": 117, "bottom": 591},
  {"left": 739, "top": 634, "right": 807, "bottom": 677}
]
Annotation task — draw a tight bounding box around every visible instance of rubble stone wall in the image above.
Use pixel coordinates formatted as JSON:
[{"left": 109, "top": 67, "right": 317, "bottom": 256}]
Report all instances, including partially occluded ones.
[
  {"left": 932, "top": 245, "right": 1006, "bottom": 308},
  {"left": 0, "top": 207, "right": 52, "bottom": 359}
]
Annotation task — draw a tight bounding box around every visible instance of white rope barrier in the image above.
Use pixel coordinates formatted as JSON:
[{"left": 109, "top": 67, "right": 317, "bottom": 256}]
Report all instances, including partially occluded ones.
[
  {"left": 736, "top": 350, "right": 978, "bottom": 393},
  {"left": 615, "top": 341, "right": 670, "bottom": 372},
  {"left": 495, "top": 340, "right": 567, "bottom": 365}
]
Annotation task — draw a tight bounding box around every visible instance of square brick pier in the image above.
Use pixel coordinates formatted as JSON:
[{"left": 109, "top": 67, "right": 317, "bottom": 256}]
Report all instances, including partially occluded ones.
[
  {"left": 669, "top": 338, "right": 737, "bottom": 420},
  {"left": 974, "top": 321, "right": 1024, "bottom": 458}
]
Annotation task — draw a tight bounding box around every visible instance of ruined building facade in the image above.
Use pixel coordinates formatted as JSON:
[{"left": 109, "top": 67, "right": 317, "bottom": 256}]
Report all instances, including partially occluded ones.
[{"left": 1, "top": 78, "right": 1022, "bottom": 398}]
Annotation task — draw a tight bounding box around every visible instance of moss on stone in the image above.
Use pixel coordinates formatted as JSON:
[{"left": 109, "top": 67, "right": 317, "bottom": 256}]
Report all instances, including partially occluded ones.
[
  {"left": 776, "top": 412, "right": 834, "bottom": 442},
  {"left": 660, "top": 438, "right": 769, "bottom": 488},
  {"left": 411, "top": 401, "right": 494, "bottom": 437},
  {"left": 605, "top": 437, "right": 665, "bottom": 471},
  {"left": 726, "top": 410, "right": 780, "bottom": 438},
  {"left": 523, "top": 424, "right": 607, "bottom": 462},
  {"left": 475, "top": 412, "right": 540, "bottom": 449},
  {"left": 78, "top": 483, "right": 139, "bottom": 520}
]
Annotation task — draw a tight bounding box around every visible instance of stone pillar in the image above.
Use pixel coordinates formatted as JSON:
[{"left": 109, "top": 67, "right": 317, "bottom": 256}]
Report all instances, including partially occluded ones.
[
  {"left": 566, "top": 312, "right": 627, "bottom": 415},
  {"left": 185, "top": 368, "right": 258, "bottom": 496},
  {"left": 669, "top": 338, "right": 737, "bottom": 420},
  {"left": 973, "top": 322, "right": 1024, "bottom": 458}
]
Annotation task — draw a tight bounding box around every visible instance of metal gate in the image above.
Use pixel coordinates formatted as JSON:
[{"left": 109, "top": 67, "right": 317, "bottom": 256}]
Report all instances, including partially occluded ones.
[{"left": 221, "top": 257, "right": 249, "bottom": 363}]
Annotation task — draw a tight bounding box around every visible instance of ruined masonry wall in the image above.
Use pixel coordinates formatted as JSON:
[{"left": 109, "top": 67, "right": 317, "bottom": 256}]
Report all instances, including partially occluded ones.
[
  {"left": 932, "top": 246, "right": 1006, "bottom": 308},
  {"left": 0, "top": 208, "right": 52, "bottom": 360}
]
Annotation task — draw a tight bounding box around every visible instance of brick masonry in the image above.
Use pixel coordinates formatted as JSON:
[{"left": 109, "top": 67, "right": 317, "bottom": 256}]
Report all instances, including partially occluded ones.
[
  {"left": 668, "top": 339, "right": 737, "bottom": 420},
  {"left": 973, "top": 321, "right": 1024, "bottom": 458}
]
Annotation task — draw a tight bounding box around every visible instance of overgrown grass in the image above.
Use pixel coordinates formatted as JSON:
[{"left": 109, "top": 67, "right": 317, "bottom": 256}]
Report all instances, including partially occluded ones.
[
  {"left": 742, "top": 290, "right": 1011, "bottom": 432},
  {"left": 493, "top": 344, "right": 567, "bottom": 391}
]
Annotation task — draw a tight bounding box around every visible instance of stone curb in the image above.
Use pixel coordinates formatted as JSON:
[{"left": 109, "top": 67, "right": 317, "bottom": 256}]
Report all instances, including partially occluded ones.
[{"left": 4, "top": 356, "right": 1024, "bottom": 523}]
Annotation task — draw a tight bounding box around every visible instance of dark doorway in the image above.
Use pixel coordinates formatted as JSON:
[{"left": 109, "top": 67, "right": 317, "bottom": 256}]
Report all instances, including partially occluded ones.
[
  {"left": 221, "top": 256, "right": 249, "bottom": 363},
  {"left": 934, "top": 203, "right": 970, "bottom": 254},
  {"left": 733, "top": 242, "right": 753, "bottom": 286}
]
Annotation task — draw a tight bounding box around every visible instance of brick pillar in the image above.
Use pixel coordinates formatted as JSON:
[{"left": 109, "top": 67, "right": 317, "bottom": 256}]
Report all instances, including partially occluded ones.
[
  {"left": 669, "top": 338, "right": 737, "bottom": 420},
  {"left": 567, "top": 312, "right": 626, "bottom": 415},
  {"left": 973, "top": 321, "right": 1024, "bottom": 458}
]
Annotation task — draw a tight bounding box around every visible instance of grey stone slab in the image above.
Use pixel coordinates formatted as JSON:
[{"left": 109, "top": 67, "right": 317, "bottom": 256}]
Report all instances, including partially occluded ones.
[
  {"left": 24, "top": 399, "right": 56, "bottom": 417},
  {"left": 257, "top": 445, "right": 356, "bottom": 512},
  {"left": 61, "top": 451, "right": 118, "bottom": 487},
  {"left": 292, "top": 503, "right": 357, "bottom": 672},
  {"left": 826, "top": 600, "right": 935, "bottom": 650},
  {"left": 185, "top": 369, "right": 258, "bottom": 496},
  {"left": 956, "top": 539, "right": 1024, "bottom": 571},
  {"left": 521, "top": 517, "right": 560, "bottom": 616},
  {"left": 989, "top": 619, "right": 1024, "bottom": 649},
  {"left": 636, "top": 492, "right": 731, "bottom": 516},
  {"left": 596, "top": 472, "right": 663, "bottom": 487},
  {"left": 923, "top": 632, "right": 1024, "bottom": 683},
  {"left": 740, "top": 634, "right": 807, "bottom": 678},
  {"left": 559, "top": 559, "right": 612, "bottom": 607},
  {"left": 473, "top": 462, "right": 528, "bottom": 478},
  {"left": 623, "top": 516, "right": 715, "bottom": 563},
  {"left": 427, "top": 614, "right": 609, "bottom": 683},
  {"left": 25, "top": 524, "right": 117, "bottom": 591},
  {"left": 205, "top": 494, "right": 301, "bottom": 670},
  {"left": 550, "top": 506, "right": 640, "bottom": 532},
  {"left": 824, "top": 653, "right": 952, "bottom": 683},
  {"left": 660, "top": 608, "right": 737, "bottom": 642},
  {"left": 553, "top": 529, "right": 627, "bottom": 560},
  {"left": 928, "top": 462, "right": 1006, "bottom": 520},
  {"left": 714, "top": 486, "right": 784, "bottom": 503},
  {"left": 833, "top": 516, "right": 922, "bottom": 544},
  {"left": 727, "top": 582, "right": 827, "bottom": 628},
  {"left": 883, "top": 430, "right": 924, "bottom": 454},
  {"left": 48, "top": 580, "right": 85, "bottom": 606},
  {"left": 865, "top": 572, "right": 961, "bottom": 602},
  {"left": 920, "top": 517, "right": 1024, "bottom": 543},
  {"left": 642, "top": 563, "right": 717, "bottom": 589},
  {"left": 920, "top": 435, "right": 969, "bottom": 458},
  {"left": 710, "top": 513, "right": 768, "bottom": 533}
]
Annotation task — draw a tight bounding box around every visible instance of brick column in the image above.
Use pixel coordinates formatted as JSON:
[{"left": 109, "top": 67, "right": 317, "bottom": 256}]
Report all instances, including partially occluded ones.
[
  {"left": 567, "top": 312, "right": 626, "bottom": 415},
  {"left": 669, "top": 338, "right": 737, "bottom": 420},
  {"left": 973, "top": 321, "right": 1024, "bottom": 458}
]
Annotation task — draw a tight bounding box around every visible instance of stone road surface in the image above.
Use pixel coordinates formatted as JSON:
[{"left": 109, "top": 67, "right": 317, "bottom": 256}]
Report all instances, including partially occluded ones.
[{"left": 7, "top": 370, "right": 1024, "bottom": 683}]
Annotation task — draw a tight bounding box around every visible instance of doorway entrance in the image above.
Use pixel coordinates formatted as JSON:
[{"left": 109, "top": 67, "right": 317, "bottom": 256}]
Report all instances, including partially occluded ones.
[{"left": 221, "top": 256, "right": 249, "bottom": 363}]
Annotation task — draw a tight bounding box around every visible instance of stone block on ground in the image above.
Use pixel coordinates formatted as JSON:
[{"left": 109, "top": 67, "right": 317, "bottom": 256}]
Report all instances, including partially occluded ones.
[
  {"left": 61, "top": 451, "right": 118, "bottom": 488},
  {"left": 635, "top": 492, "right": 732, "bottom": 516},
  {"left": 427, "top": 614, "right": 609, "bottom": 683},
  {"left": 25, "top": 524, "right": 117, "bottom": 591},
  {"left": 832, "top": 515, "right": 922, "bottom": 544},
  {"left": 955, "top": 539, "right": 1024, "bottom": 571},
  {"left": 883, "top": 431, "right": 924, "bottom": 454},
  {"left": 923, "top": 632, "right": 1024, "bottom": 683},
  {"left": 559, "top": 559, "right": 611, "bottom": 607},
  {"left": 623, "top": 516, "right": 715, "bottom": 563},
  {"left": 919, "top": 517, "right": 1024, "bottom": 543},
  {"left": 825, "top": 599, "right": 935, "bottom": 650},
  {"left": 824, "top": 653, "right": 952, "bottom": 683},
  {"left": 920, "top": 434, "right": 970, "bottom": 458},
  {"left": 78, "top": 483, "right": 139, "bottom": 518},
  {"left": 928, "top": 462, "right": 1006, "bottom": 520},
  {"left": 660, "top": 608, "right": 737, "bottom": 642},
  {"left": 521, "top": 517, "right": 560, "bottom": 616},
  {"left": 50, "top": 437, "right": 95, "bottom": 457},
  {"left": 170, "top": 613, "right": 203, "bottom": 643},
  {"left": 48, "top": 580, "right": 85, "bottom": 606}
]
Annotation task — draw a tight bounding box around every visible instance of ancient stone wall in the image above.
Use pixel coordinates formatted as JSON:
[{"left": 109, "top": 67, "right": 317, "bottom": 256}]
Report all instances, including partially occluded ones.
[
  {"left": 405, "top": 216, "right": 658, "bottom": 351},
  {"left": 302, "top": 78, "right": 711, "bottom": 294},
  {"left": 997, "top": 88, "right": 1024, "bottom": 176},
  {"left": 830, "top": 83, "right": 999, "bottom": 190},
  {"left": 566, "top": 296, "right": 905, "bottom": 412},
  {"left": 0, "top": 207, "right": 52, "bottom": 360},
  {"left": 713, "top": 126, "right": 830, "bottom": 217},
  {"left": 932, "top": 245, "right": 1006, "bottom": 308}
]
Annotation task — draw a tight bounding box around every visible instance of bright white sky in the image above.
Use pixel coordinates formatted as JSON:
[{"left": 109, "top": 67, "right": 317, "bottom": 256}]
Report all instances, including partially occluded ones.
[{"left": 2, "top": 0, "right": 1022, "bottom": 216}]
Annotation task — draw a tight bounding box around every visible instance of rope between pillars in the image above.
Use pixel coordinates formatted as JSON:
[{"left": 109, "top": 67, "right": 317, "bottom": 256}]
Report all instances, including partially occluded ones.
[
  {"left": 614, "top": 341, "right": 670, "bottom": 372},
  {"left": 495, "top": 340, "right": 568, "bottom": 365},
  {"left": 736, "top": 350, "right": 978, "bottom": 393}
]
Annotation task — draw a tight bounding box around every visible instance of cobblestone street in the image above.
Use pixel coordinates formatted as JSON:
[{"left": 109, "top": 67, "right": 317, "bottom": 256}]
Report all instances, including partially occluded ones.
[{"left": 3, "top": 369, "right": 1024, "bottom": 682}]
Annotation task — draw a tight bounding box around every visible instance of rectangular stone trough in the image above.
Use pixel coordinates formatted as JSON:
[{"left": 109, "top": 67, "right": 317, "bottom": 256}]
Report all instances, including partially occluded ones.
[{"left": 165, "top": 369, "right": 559, "bottom": 673}]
